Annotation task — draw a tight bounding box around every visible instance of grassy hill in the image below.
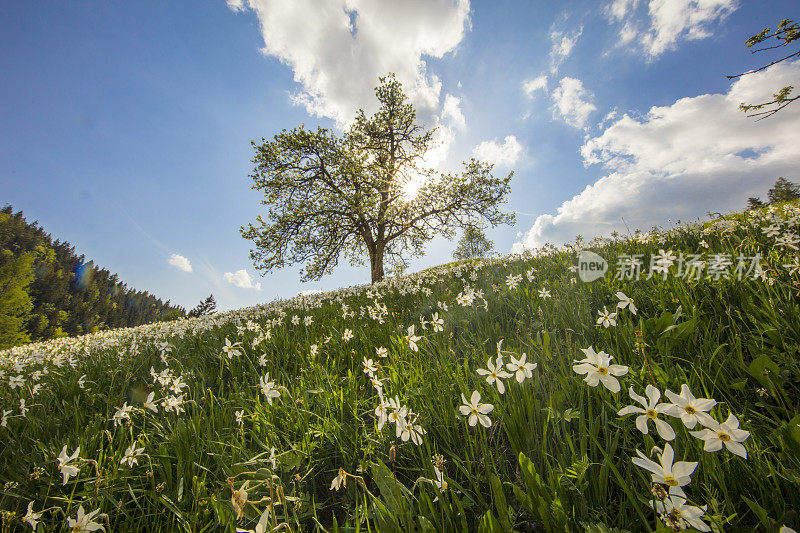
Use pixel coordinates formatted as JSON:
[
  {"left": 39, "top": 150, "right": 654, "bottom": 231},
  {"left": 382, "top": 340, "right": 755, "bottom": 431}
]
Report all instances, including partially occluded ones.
[{"left": 1, "top": 203, "right": 799, "bottom": 532}]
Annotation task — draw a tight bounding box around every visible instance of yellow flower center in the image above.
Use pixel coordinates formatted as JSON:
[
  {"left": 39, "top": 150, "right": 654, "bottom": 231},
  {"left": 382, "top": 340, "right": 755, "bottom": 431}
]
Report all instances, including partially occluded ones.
[
  {"left": 685, "top": 406, "right": 696, "bottom": 414},
  {"left": 471, "top": 408, "right": 478, "bottom": 416},
  {"left": 718, "top": 432, "right": 731, "bottom": 442},
  {"left": 646, "top": 409, "right": 658, "bottom": 419},
  {"left": 664, "top": 476, "right": 679, "bottom": 487},
  {"left": 597, "top": 367, "right": 609, "bottom": 375}
]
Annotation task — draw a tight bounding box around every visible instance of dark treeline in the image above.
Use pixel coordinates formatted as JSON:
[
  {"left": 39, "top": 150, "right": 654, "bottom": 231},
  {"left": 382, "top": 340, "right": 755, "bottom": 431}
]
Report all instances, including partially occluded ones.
[{"left": 0, "top": 205, "right": 185, "bottom": 348}]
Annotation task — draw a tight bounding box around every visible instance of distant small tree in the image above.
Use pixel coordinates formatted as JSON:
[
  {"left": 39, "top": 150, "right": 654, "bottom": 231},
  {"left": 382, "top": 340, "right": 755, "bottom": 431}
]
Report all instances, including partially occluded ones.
[
  {"left": 768, "top": 177, "right": 800, "bottom": 204},
  {"left": 188, "top": 294, "right": 216, "bottom": 318},
  {"left": 453, "top": 225, "right": 493, "bottom": 261},
  {"left": 747, "top": 196, "right": 765, "bottom": 209}
]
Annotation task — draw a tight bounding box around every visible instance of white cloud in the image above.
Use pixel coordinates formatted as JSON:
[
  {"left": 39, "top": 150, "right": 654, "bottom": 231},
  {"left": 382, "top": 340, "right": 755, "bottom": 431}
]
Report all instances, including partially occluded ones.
[
  {"left": 473, "top": 135, "right": 523, "bottom": 168},
  {"left": 523, "top": 75, "right": 548, "bottom": 98},
  {"left": 223, "top": 269, "right": 262, "bottom": 290},
  {"left": 168, "top": 254, "right": 192, "bottom": 273},
  {"left": 441, "top": 94, "right": 466, "bottom": 128},
  {"left": 550, "top": 26, "right": 583, "bottom": 72},
  {"left": 514, "top": 61, "right": 800, "bottom": 251},
  {"left": 607, "top": 0, "right": 738, "bottom": 57},
  {"left": 551, "top": 77, "right": 597, "bottom": 128},
  {"left": 229, "top": 0, "right": 471, "bottom": 125}
]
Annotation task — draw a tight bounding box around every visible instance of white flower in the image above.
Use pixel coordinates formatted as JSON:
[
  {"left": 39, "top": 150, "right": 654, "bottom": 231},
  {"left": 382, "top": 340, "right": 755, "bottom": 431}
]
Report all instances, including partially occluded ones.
[
  {"left": 291, "top": 315, "right": 300, "bottom": 325},
  {"left": 67, "top": 505, "right": 105, "bottom": 532},
  {"left": 235, "top": 410, "right": 244, "bottom": 426},
  {"left": 662, "top": 384, "right": 716, "bottom": 429},
  {"left": 459, "top": 391, "right": 494, "bottom": 428},
  {"left": 9, "top": 375, "right": 24, "bottom": 389},
  {"left": 259, "top": 374, "right": 281, "bottom": 405},
  {"left": 375, "top": 346, "right": 387, "bottom": 358},
  {"left": 143, "top": 392, "right": 158, "bottom": 413},
  {"left": 476, "top": 356, "right": 512, "bottom": 394},
  {"left": 690, "top": 413, "right": 750, "bottom": 459},
  {"left": 438, "top": 301, "right": 449, "bottom": 311},
  {"left": 405, "top": 325, "right": 421, "bottom": 352},
  {"left": 387, "top": 396, "right": 408, "bottom": 431},
  {"left": 310, "top": 344, "right": 319, "bottom": 357},
  {"left": 631, "top": 443, "right": 697, "bottom": 488},
  {"left": 231, "top": 481, "right": 249, "bottom": 520},
  {"left": 652, "top": 492, "right": 711, "bottom": 532},
  {"left": 222, "top": 337, "right": 241, "bottom": 359},
  {"left": 596, "top": 307, "right": 617, "bottom": 328},
  {"left": 342, "top": 329, "right": 354, "bottom": 342},
  {"left": 58, "top": 445, "right": 80, "bottom": 484},
  {"left": 572, "top": 347, "right": 629, "bottom": 393},
  {"left": 538, "top": 288, "right": 551, "bottom": 298},
  {"left": 399, "top": 416, "right": 426, "bottom": 445},
  {"left": 374, "top": 399, "right": 389, "bottom": 431},
  {"left": 304, "top": 315, "right": 313, "bottom": 326},
  {"left": 429, "top": 313, "right": 444, "bottom": 333},
  {"left": 330, "top": 468, "right": 346, "bottom": 491},
  {"left": 362, "top": 357, "right": 378, "bottom": 376},
  {"left": 24, "top": 501, "right": 43, "bottom": 530},
  {"left": 505, "top": 353, "right": 537, "bottom": 383},
  {"left": 236, "top": 507, "right": 271, "bottom": 533},
  {"left": 617, "top": 385, "right": 676, "bottom": 441},
  {"left": 112, "top": 402, "right": 134, "bottom": 426},
  {"left": 120, "top": 443, "right": 144, "bottom": 467},
  {"left": 1, "top": 409, "right": 11, "bottom": 427},
  {"left": 506, "top": 274, "right": 522, "bottom": 289},
  {"left": 615, "top": 292, "right": 637, "bottom": 314}
]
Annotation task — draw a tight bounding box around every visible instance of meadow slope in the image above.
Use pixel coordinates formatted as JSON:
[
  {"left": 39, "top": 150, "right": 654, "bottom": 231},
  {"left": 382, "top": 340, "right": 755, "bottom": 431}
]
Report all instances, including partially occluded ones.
[{"left": 1, "top": 203, "right": 800, "bottom": 532}]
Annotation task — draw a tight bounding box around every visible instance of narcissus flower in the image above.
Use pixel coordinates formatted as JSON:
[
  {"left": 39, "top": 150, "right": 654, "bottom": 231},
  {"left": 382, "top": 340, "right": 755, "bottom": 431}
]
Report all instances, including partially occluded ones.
[
  {"left": 652, "top": 493, "right": 711, "bottom": 532},
  {"left": 616, "top": 292, "right": 637, "bottom": 314},
  {"left": 596, "top": 307, "right": 617, "bottom": 328},
  {"left": 66, "top": 505, "right": 105, "bottom": 532},
  {"left": 690, "top": 413, "right": 750, "bottom": 459},
  {"left": 632, "top": 443, "right": 697, "bottom": 488},
  {"left": 572, "top": 347, "right": 628, "bottom": 393},
  {"left": 618, "top": 385, "right": 676, "bottom": 441},
  {"left": 506, "top": 353, "right": 537, "bottom": 383},
  {"left": 663, "top": 384, "right": 716, "bottom": 429},
  {"left": 57, "top": 445, "right": 80, "bottom": 484},
  {"left": 476, "top": 356, "right": 512, "bottom": 394},
  {"left": 259, "top": 374, "right": 281, "bottom": 405},
  {"left": 459, "top": 391, "right": 494, "bottom": 428}
]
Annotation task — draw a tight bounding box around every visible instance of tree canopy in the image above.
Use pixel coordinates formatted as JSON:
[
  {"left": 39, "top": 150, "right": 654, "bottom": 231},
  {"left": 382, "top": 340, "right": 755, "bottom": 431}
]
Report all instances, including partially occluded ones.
[
  {"left": 729, "top": 18, "right": 799, "bottom": 119},
  {"left": 242, "top": 74, "right": 514, "bottom": 283}
]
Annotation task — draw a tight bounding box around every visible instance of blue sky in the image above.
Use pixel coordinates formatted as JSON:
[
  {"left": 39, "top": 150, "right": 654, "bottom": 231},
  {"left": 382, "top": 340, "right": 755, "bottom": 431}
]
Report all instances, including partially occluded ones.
[{"left": 2, "top": 0, "right": 798, "bottom": 311}]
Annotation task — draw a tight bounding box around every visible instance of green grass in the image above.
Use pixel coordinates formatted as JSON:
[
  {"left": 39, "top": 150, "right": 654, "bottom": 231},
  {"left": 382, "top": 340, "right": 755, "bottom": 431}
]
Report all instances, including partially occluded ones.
[{"left": 1, "top": 202, "right": 799, "bottom": 532}]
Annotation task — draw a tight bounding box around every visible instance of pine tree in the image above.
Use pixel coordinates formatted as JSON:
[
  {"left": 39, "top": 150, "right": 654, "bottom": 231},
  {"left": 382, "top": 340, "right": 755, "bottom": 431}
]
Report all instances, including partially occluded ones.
[{"left": 767, "top": 177, "right": 800, "bottom": 204}]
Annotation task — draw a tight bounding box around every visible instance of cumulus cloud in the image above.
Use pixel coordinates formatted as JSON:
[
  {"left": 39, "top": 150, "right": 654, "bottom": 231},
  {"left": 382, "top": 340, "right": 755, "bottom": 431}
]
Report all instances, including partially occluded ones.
[
  {"left": 441, "top": 94, "right": 466, "bottom": 129},
  {"left": 223, "top": 269, "right": 262, "bottom": 290},
  {"left": 607, "top": 0, "right": 738, "bottom": 57},
  {"left": 473, "top": 135, "right": 523, "bottom": 168},
  {"left": 552, "top": 77, "right": 597, "bottom": 128},
  {"left": 228, "top": 0, "right": 471, "bottom": 126},
  {"left": 523, "top": 75, "right": 548, "bottom": 98},
  {"left": 550, "top": 26, "right": 583, "bottom": 72},
  {"left": 514, "top": 61, "right": 800, "bottom": 252},
  {"left": 168, "top": 254, "right": 192, "bottom": 273}
]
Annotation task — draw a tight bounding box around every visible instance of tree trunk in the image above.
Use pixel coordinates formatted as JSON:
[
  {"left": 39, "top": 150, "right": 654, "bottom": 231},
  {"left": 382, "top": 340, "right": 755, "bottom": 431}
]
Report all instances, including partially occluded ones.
[{"left": 370, "top": 245, "right": 385, "bottom": 283}]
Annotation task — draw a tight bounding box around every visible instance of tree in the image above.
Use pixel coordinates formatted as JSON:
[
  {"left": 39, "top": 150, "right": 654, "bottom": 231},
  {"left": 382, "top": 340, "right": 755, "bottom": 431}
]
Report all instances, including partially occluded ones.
[
  {"left": 0, "top": 249, "right": 35, "bottom": 349},
  {"left": 241, "top": 74, "right": 515, "bottom": 284},
  {"left": 768, "top": 177, "right": 800, "bottom": 204},
  {"left": 747, "top": 196, "right": 764, "bottom": 209},
  {"left": 188, "top": 294, "right": 216, "bottom": 318},
  {"left": 728, "top": 18, "right": 799, "bottom": 119},
  {"left": 453, "top": 225, "right": 494, "bottom": 261}
]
